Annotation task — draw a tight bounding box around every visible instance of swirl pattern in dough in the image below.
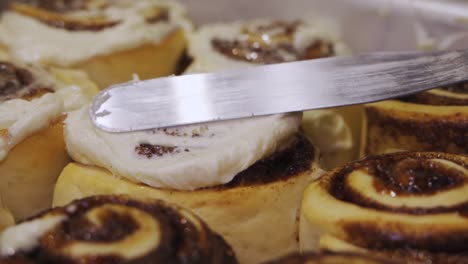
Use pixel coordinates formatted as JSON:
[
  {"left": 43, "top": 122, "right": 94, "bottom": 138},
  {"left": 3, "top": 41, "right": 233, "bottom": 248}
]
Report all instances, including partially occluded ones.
[
  {"left": 300, "top": 151, "right": 468, "bottom": 263},
  {"left": 362, "top": 83, "right": 468, "bottom": 155},
  {"left": 262, "top": 252, "right": 397, "bottom": 264},
  {"left": 0, "top": 195, "right": 237, "bottom": 263},
  {"left": 0, "top": 0, "right": 192, "bottom": 88}
]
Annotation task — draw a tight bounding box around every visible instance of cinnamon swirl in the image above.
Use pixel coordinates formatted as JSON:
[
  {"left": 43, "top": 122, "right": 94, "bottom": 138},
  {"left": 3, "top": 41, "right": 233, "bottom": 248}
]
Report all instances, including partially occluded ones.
[
  {"left": 53, "top": 104, "right": 322, "bottom": 263},
  {"left": 300, "top": 151, "right": 468, "bottom": 263},
  {"left": 0, "top": 57, "right": 98, "bottom": 220},
  {"left": 0, "top": 0, "right": 191, "bottom": 88},
  {"left": 0, "top": 195, "right": 237, "bottom": 263},
  {"left": 262, "top": 252, "right": 397, "bottom": 264},
  {"left": 362, "top": 83, "right": 468, "bottom": 155},
  {"left": 186, "top": 19, "right": 354, "bottom": 168}
]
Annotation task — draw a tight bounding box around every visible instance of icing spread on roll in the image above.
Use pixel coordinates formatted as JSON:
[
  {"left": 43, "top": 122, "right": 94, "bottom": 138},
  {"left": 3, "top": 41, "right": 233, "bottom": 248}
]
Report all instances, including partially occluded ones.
[
  {"left": 0, "top": 0, "right": 192, "bottom": 66},
  {"left": 186, "top": 20, "right": 352, "bottom": 157},
  {"left": 186, "top": 19, "right": 350, "bottom": 73},
  {"left": 0, "top": 195, "right": 237, "bottom": 263},
  {"left": 65, "top": 106, "right": 301, "bottom": 190},
  {"left": 0, "top": 60, "right": 97, "bottom": 161},
  {"left": 302, "top": 152, "right": 468, "bottom": 254}
]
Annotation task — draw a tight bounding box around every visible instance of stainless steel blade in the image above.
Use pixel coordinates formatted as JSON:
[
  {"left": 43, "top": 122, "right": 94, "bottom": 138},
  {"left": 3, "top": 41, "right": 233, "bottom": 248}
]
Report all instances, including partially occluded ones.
[{"left": 91, "top": 49, "right": 468, "bottom": 132}]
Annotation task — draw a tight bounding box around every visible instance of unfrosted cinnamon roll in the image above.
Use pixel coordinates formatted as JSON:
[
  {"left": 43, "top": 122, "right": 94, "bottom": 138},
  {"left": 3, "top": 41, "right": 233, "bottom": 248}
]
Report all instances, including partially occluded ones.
[
  {"left": 362, "top": 83, "right": 467, "bottom": 155},
  {"left": 0, "top": 195, "right": 237, "bottom": 263},
  {"left": 0, "top": 56, "right": 98, "bottom": 220},
  {"left": 0, "top": 198, "right": 14, "bottom": 232},
  {"left": 186, "top": 19, "right": 354, "bottom": 168},
  {"left": 262, "top": 252, "right": 397, "bottom": 264},
  {"left": 300, "top": 151, "right": 468, "bottom": 264},
  {"left": 0, "top": 0, "right": 191, "bottom": 88},
  {"left": 53, "top": 104, "right": 322, "bottom": 263}
]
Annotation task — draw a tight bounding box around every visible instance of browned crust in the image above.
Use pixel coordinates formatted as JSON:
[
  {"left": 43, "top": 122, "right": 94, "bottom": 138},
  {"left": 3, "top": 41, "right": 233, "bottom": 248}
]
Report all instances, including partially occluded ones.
[
  {"left": 364, "top": 248, "right": 468, "bottom": 264},
  {"left": 328, "top": 152, "right": 467, "bottom": 214},
  {"left": 209, "top": 133, "right": 316, "bottom": 190},
  {"left": 262, "top": 252, "right": 397, "bottom": 264},
  {"left": 400, "top": 90, "right": 467, "bottom": 106},
  {"left": 320, "top": 152, "right": 468, "bottom": 252},
  {"left": 364, "top": 106, "right": 468, "bottom": 154},
  {"left": 399, "top": 81, "right": 467, "bottom": 106},
  {"left": 7, "top": 195, "right": 237, "bottom": 264}
]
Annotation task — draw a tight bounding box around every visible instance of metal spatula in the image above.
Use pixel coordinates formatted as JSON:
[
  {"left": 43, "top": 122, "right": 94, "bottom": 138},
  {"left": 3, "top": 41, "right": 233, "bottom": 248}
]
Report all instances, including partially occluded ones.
[{"left": 91, "top": 49, "right": 468, "bottom": 133}]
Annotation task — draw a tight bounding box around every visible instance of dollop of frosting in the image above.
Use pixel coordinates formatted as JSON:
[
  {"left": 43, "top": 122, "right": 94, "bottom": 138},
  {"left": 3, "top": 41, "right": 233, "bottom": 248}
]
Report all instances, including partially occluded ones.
[
  {"left": 65, "top": 106, "right": 301, "bottom": 190},
  {"left": 186, "top": 19, "right": 350, "bottom": 73},
  {"left": 0, "top": 0, "right": 192, "bottom": 66},
  {"left": 0, "top": 61, "right": 98, "bottom": 161}
]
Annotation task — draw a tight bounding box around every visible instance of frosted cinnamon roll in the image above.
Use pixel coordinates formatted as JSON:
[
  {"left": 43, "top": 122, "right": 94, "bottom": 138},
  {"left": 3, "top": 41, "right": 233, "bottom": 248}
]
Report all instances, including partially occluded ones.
[
  {"left": 300, "top": 152, "right": 468, "bottom": 264},
  {"left": 186, "top": 19, "right": 349, "bottom": 72},
  {"left": 362, "top": 83, "right": 467, "bottom": 155},
  {"left": 0, "top": 57, "right": 98, "bottom": 220},
  {"left": 262, "top": 252, "right": 396, "bottom": 264},
  {"left": 186, "top": 19, "right": 354, "bottom": 168},
  {"left": 0, "top": 0, "right": 191, "bottom": 88},
  {"left": 0, "top": 195, "right": 237, "bottom": 263},
  {"left": 53, "top": 104, "right": 322, "bottom": 263}
]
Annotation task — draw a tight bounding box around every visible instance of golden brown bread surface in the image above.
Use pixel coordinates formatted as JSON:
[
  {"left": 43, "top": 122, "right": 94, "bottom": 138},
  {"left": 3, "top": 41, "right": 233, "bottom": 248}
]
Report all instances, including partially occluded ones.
[
  {"left": 2, "top": 0, "right": 189, "bottom": 89},
  {"left": 262, "top": 252, "right": 397, "bottom": 264},
  {"left": 300, "top": 151, "right": 468, "bottom": 264},
  {"left": 0, "top": 195, "right": 237, "bottom": 264},
  {"left": 54, "top": 134, "right": 322, "bottom": 264},
  {"left": 362, "top": 84, "right": 467, "bottom": 156},
  {"left": 0, "top": 60, "right": 98, "bottom": 220}
]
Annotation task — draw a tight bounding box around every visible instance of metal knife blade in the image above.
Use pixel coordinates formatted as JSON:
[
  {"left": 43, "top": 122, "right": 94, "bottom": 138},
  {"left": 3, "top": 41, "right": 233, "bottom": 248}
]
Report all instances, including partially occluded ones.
[{"left": 91, "top": 49, "right": 468, "bottom": 133}]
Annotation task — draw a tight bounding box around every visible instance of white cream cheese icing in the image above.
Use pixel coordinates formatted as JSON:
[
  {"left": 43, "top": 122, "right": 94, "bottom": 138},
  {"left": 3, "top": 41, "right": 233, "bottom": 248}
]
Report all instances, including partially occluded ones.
[
  {"left": 0, "top": 214, "right": 65, "bottom": 256},
  {"left": 0, "top": 0, "right": 192, "bottom": 66},
  {"left": 186, "top": 19, "right": 350, "bottom": 73},
  {"left": 65, "top": 106, "right": 301, "bottom": 190},
  {"left": 186, "top": 19, "right": 353, "bottom": 157},
  {"left": 0, "top": 63, "right": 97, "bottom": 161}
]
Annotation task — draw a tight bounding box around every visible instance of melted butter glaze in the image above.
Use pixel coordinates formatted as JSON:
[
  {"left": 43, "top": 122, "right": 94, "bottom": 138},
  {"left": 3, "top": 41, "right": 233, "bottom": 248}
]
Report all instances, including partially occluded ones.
[
  {"left": 211, "top": 21, "right": 335, "bottom": 64},
  {"left": 371, "top": 158, "right": 465, "bottom": 196},
  {"left": 2, "top": 195, "right": 237, "bottom": 264},
  {"left": 329, "top": 152, "right": 467, "bottom": 215}
]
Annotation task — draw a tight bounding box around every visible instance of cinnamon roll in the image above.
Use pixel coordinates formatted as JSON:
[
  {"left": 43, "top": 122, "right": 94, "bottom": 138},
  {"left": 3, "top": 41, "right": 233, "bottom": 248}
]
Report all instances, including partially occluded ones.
[
  {"left": 0, "top": 199, "right": 14, "bottom": 232},
  {"left": 53, "top": 104, "right": 322, "bottom": 263},
  {"left": 262, "top": 252, "right": 397, "bottom": 264},
  {"left": 0, "top": 57, "right": 98, "bottom": 220},
  {"left": 186, "top": 19, "right": 354, "bottom": 168},
  {"left": 0, "top": 0, "right": 191, "bottom": 88},
  {"left": 362, "top": 83, "right": 468, "bottom": 155},
  {"left": 0, "top": 195, "right": 237, "bottom": 263},
  {"left": 299, "top": 151, "right": 468, "bottom": 264}
]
